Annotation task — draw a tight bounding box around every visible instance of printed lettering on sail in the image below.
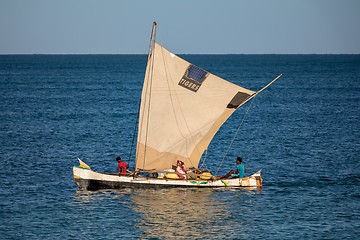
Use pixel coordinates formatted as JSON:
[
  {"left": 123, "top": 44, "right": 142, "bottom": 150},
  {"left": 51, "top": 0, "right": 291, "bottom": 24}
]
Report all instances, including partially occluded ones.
[{"left": 178, "top": 64, "right": 209, "bottom": 92}]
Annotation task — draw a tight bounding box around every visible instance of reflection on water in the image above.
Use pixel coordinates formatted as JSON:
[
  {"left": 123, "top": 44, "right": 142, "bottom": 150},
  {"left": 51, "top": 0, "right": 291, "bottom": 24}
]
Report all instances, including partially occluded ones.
[
  {"left": 73, "top": 188, "right": 133, "bottom": 203},
  {"left": 71, "top": 188, "right": 263, "bottom": 239},
  {"left": 130, "top": 188, "right": 262, "bottom": 239}
]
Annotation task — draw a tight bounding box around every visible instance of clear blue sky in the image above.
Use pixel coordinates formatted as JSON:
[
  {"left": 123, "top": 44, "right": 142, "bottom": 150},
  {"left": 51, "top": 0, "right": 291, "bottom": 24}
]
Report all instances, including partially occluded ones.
[{"left": 1, "top": 0, "right": 359, "bottom": 54}]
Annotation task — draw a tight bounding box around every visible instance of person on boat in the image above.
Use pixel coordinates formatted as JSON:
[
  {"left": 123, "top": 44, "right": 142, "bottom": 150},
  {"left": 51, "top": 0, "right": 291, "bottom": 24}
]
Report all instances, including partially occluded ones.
[
  {"left": 116, "top": 157, "right": 129, "bottom": 176},
  {"left": 175, "top": 160, "right": 187, "bottom": 180},
  {"left": 219, "top": 157, "right": 246, "bottom": 179}
]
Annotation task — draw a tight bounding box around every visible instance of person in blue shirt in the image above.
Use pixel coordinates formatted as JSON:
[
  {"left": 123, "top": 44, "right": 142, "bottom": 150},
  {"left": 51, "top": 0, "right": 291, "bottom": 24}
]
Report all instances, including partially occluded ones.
[
  {"left": 232, "top": 157, "right": 246, "bottom": 178},
  {"left": 219, "top": 157, "right": 247, "bottom": 179}
]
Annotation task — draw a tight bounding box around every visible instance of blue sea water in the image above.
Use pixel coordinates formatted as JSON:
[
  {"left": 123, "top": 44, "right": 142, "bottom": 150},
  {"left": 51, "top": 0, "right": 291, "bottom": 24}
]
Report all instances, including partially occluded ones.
[{"left": 0, "top": 54, "right": 359, "bottom": 239}]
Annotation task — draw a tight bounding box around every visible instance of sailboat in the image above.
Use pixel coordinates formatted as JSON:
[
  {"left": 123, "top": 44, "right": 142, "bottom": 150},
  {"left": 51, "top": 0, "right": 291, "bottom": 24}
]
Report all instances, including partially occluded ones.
[{"left": 73, "top": 22, "right": 281, "bottom": 190}]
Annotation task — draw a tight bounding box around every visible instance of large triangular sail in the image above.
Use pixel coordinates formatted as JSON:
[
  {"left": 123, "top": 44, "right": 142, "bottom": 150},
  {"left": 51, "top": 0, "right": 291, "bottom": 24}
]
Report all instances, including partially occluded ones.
[{"left": 135, "top": 23, "right": 255, "bottom": 171}]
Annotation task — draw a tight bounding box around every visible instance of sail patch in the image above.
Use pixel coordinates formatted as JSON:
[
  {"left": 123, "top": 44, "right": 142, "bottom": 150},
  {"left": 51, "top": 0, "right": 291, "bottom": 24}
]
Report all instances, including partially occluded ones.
[
  {"left": 178, "top": 64, "right": 209, "bottom": 92},
  {"left": 227, "top": 92, "right": 250, "bottom": 108}
]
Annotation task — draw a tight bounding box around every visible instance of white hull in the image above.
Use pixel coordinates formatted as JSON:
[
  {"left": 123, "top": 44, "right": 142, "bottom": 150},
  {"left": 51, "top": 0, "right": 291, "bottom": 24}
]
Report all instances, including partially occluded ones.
[{"left": 73, "top": 164, "right": 262, "bottom": 190}]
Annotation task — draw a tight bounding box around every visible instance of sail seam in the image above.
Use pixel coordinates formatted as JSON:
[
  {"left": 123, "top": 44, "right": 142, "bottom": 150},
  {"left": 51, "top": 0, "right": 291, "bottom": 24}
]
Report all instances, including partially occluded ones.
[{"left": 157, "top": 36, "right": 196, "bottom": 168}]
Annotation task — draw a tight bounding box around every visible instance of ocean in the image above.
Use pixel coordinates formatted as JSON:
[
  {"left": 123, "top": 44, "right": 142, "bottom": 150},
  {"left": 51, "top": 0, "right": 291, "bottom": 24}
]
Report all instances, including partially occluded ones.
[{"left": 0, "top": 54, "right": 359, "bottom": 239}]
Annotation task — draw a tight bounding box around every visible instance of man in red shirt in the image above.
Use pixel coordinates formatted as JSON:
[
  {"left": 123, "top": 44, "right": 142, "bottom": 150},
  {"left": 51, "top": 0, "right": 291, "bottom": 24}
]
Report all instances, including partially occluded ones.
[{"left": 116, "top": 157, "right": 129, "bottom": 176}]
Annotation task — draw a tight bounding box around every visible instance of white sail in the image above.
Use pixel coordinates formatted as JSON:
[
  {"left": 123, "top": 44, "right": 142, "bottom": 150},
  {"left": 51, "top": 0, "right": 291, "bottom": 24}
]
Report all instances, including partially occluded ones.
[{"left": 135, "top": 42, "right": 255, "bottom": 171}]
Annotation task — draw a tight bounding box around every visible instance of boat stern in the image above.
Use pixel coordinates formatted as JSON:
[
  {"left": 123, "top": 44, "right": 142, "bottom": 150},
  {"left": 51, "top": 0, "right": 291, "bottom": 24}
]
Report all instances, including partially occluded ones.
[{"left": 240, "top": 170, "right": 262, "bottom": 187}]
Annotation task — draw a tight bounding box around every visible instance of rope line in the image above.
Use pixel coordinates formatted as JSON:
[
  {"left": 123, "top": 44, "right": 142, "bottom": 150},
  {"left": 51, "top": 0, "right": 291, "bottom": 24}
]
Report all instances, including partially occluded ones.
[
  {"left": 215, "top": 97, "right": 255, "bottom": 176},
  {"left": 199, "top": 148, "right": 208, "bottom": 170},
  {"left": 136, "top": 22, "right": 156, "bottom": 170},
  {"left": 142, "top": 31, "right": 156, "bottom": 170},
  {"left": 128, "top": 101, "right": 140, "bottom": 166}
]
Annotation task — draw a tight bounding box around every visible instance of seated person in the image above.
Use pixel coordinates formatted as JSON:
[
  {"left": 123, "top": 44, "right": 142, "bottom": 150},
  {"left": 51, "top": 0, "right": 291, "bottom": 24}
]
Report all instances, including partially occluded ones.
[
  {"left": 116, "top": 157, "right": 129, "bottom": 176},
  {"left": 219, "top": 157, "right": 246, "bottom": 179},
  {"left": 175, "top": 160, "right": 187, "bottom": 179}
]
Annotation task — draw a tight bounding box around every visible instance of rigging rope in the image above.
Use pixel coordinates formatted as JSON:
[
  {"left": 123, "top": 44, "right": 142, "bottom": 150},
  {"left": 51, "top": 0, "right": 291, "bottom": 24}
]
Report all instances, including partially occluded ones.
[
  {"left": 127, "top": 101, "right": 141, "bottom": 167},
  {"left": 199, "top": 148, "right": 208, "bottom": 170},
  {"left": 215, "top": 97, "right": 256, "bottom": 176}
]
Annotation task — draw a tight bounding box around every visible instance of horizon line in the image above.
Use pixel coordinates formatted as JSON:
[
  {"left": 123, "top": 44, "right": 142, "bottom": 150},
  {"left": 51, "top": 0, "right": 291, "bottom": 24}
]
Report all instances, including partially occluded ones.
[{"left": 1, "top": 53, "right": 360, "bottom": 56}]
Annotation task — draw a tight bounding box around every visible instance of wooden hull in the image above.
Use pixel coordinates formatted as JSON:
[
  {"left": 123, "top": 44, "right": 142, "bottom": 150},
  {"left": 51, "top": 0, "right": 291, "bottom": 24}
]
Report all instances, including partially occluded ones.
[{"left": 73, "top": 164, "right": 262, "bottom": 190}]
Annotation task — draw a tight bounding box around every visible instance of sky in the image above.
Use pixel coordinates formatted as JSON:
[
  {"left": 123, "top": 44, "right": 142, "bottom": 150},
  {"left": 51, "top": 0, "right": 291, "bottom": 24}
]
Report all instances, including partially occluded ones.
[{"left": 0, "top": 0, "right": 359, "bottom": 54}]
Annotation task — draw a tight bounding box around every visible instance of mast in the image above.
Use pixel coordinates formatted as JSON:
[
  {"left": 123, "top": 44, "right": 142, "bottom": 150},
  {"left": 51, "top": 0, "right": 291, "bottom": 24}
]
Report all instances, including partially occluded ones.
[
  {"left": 135, "top": 21, "right": 157, "bottom": 171},
  {"left": 147, "top": 21, "right": 157, "bottom": 63}
]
